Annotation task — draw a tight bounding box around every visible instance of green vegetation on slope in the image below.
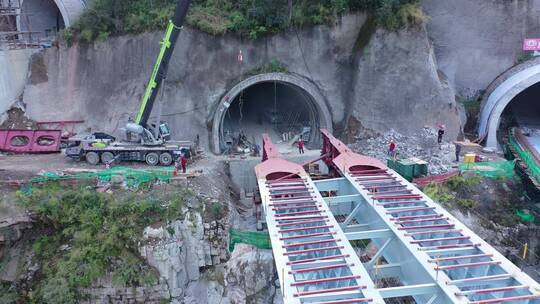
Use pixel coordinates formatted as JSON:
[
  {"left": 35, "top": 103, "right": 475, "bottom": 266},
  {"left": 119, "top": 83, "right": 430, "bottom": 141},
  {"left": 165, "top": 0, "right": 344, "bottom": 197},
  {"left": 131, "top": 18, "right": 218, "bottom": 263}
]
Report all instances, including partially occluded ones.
[
  {"left": 424, "top": 175, "right": 482, "bottom": 209},
  {"left": 64, "top": 0, "right": 425, "bottom": 43},
  {"left": 15, "top": 183, "right": 197, "bottom": 304},
  {"left": 424, "top": 175, "right": 522, "bottom": 227}
]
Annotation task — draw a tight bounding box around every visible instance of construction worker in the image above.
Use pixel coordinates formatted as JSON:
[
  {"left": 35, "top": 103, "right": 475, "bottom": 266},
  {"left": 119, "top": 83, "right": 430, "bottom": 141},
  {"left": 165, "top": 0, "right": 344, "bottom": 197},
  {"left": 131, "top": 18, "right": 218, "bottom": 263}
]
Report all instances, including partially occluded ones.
[
  {"left": 388, "top": 141, "right": 396, "bottom": 158},
  {"left": 455, "top": 142, "right": 461, "bottom": 162},
  {"left": 180, "top": 154, "right": 188, "bottom": 173},
  {"left": 437, "top": 125, "right": 445, "bottom": 144},
  {"left": 298, "top": 138, "right": 305, "bottom": 154}
]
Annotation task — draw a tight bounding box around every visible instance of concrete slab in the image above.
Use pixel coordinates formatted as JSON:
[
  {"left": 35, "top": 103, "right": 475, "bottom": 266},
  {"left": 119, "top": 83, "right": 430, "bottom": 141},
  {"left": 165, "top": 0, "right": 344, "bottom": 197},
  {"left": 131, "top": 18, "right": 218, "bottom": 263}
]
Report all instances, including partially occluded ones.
[{"left": 0, "top": 49, "right": 34, "bottom": 118}]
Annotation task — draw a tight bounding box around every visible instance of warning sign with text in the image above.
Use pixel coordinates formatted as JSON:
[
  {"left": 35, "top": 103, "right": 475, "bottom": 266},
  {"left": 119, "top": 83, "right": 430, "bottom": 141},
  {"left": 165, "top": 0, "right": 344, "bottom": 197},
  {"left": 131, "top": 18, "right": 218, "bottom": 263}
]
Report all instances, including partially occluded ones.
[{"left": 523, "top": 39, "right": 540, "bottom": 51}]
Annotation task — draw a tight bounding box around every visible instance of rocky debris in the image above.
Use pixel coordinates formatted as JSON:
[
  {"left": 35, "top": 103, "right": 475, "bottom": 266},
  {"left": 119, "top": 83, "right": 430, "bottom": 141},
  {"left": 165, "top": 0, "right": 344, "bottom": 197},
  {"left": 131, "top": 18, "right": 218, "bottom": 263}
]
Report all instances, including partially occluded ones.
[
  {"left": 521, "top": 126, "right": 540, "bottom": 137},
  {"left": 0, "top": 107, "right": 37, "bottom": 130},
  {"left": 350, "top": 127, "right": 457, "bottom": 175}
]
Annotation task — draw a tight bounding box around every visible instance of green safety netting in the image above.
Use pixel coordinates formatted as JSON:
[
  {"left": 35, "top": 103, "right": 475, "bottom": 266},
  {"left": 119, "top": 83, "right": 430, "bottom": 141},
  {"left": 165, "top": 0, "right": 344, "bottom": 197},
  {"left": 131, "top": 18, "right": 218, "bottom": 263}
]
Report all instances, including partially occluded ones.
[
  {"left": 508, "top": 130, "right": 540, "bottom": 184},
  {"left": 459, "top": 160, "right": 515, "bottom": 178},
  {"left": 229, "top": 229, "right": 272, "bottom": 252},
  {"left": 22, "top": 166, "right": 176, "bottom": 194},
  {"left": 516, "top": 210, "right": 536, "bottom": 223}
]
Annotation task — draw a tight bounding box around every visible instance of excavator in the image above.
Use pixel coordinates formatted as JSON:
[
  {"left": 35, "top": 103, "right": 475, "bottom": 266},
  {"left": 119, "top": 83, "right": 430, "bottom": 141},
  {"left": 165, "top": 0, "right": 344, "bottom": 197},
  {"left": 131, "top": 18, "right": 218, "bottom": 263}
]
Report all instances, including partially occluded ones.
[{"left": 66, "top": 0, "right": 193, "bottom": 166}]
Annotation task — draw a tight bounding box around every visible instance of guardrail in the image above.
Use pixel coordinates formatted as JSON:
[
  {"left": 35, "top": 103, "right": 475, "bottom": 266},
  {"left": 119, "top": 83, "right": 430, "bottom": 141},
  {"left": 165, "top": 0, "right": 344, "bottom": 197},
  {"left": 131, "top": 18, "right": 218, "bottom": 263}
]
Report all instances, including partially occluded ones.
[{"left": 508, "top": 128, "right": 540, "bottom": 184}]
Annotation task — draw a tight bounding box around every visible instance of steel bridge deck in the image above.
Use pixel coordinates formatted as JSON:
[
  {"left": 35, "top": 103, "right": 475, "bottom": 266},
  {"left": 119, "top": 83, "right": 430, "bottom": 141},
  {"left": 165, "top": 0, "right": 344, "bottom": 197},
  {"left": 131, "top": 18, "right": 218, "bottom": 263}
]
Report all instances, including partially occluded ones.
[
  {"left": 255, "top": 131, "right": 540, "bottom": 304},
  {"left": 256, "top": 134, "right": 384, "bottom": 303}
]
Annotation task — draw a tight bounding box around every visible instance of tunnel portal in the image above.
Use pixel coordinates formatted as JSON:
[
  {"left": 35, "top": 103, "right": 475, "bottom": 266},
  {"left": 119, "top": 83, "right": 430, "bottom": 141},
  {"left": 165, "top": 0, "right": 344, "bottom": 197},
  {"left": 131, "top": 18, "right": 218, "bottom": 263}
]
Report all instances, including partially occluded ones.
[
  {"left": 478, "top": 63, "right": 540, "bottom": 149},
  {"left": 499, "top": 81, "right": 540, "bottom": 148},
  {"left": 211, "top": 73, "right": 332, "bottom": 154},
  {"left": 20, "top": 0, "right": 65, "bottom": 36}
]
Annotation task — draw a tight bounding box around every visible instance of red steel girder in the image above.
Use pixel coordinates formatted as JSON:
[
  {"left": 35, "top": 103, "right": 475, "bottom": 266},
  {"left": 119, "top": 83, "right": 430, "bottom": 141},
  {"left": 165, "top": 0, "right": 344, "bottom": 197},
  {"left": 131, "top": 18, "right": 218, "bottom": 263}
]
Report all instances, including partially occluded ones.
[
  {"left": 311, "top": 299, "right": 373, "bottom": 304},
  {"left": 398, "top": 224, "right": 455, "bottom": 230},
  {"left": 410, "top": 236, "right": 471, "bottom": 244},
  {"left": 276, "top": 219, "right": 329, "bottom": 227},
  {"left": 435, "top": 260, "right": 501, "bottom": 271},
  {"left": 283, "top": 245, "right": 344, "bottom": 256},
  {"left": 287, "top": 254, "right": 350, "bottom": 265},
  {"left": 279, "top": 225, "right": 334, "bottom": 233},
  {"left": 372, "top": 194, "right": 422, "bottom": 200},
  {"left": 280, "top": 232, "right": 336, "bottom": 241},
  {"left": 294, "top": 285, "right": 366, "bottom": 297},
  {"left": 283, "top": 238, "right": 341, "bottom": 249},
  {"left": 275, "top": 210, "right": 324, "bottom": 217},
  {"left": 288, "top": 263, "right": 351, "bottom": 274},
  {"left": 291, "top": 275, "right": 361, "bottom": 286}
]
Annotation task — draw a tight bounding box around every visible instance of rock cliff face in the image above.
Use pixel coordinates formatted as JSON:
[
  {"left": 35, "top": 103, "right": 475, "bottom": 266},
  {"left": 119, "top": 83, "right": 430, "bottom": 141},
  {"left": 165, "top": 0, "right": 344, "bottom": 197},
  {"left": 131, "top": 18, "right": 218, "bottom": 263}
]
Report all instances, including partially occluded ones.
[
  {"left": 184, "top": 244, "right": 279, "bottom": 304},
  {"left": 423, "top": 0, "right": 540, "bottom": 97},
  {"left": 7, "top": 1, "right": 540, "bottom": 144},
  {"left": 350, "top": 26, "right": 460, "bottom": 137},
  {"left": 139, "top": 213, "right": 229, "bottom": 302},
  {"left": 21, "top": 13, "right": 462, "bottom": 148}
]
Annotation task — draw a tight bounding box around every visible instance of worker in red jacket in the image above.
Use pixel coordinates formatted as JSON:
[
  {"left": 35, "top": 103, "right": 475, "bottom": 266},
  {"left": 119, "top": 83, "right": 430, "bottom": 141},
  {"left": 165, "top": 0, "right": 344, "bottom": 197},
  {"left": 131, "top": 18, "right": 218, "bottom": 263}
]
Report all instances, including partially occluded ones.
[
  {"left": 388, "top": 141, "right": 396, "bottom": 158},
  {"left": 180, "top": 154, "right": 188, "bottom": 173},
  {"left": 298, "top": 138, "right": 305, "bottom": 154}
]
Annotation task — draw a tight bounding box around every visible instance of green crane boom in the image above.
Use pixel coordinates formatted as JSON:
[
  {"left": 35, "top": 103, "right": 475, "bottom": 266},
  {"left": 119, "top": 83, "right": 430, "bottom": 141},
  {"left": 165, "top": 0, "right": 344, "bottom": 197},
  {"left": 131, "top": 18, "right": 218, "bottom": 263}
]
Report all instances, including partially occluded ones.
[{"left": 135, "top": 0, "right": 192, "bottom": 127}]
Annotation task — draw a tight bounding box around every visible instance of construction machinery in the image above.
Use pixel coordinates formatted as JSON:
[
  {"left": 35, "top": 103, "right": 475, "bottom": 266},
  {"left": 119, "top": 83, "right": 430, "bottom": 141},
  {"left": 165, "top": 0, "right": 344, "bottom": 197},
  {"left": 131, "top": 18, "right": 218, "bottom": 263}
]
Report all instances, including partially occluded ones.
[{"left": 66, "top": 0, "right": 193, "bottom": 166}]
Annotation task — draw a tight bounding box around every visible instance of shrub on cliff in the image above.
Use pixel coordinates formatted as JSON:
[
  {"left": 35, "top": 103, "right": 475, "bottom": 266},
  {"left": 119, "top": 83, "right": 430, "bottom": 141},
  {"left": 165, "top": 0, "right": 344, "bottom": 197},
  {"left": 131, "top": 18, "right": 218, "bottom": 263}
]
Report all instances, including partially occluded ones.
[
  {"left": 17, "top": 184, "right": 193, "bottom": 303},
  {"left": 64, "top": 0, "right": 424, "bottom": 43}
]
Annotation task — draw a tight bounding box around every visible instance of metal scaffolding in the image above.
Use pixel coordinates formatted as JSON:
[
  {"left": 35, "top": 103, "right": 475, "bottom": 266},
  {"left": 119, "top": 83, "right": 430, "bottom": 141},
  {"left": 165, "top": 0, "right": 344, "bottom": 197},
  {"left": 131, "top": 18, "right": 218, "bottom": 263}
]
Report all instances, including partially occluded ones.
[
  {"left": 0, "top": 0, "right": 55, "bottom": 49},
  {"left": 256, "top": 130, "right": 540, "bottom": 304}
]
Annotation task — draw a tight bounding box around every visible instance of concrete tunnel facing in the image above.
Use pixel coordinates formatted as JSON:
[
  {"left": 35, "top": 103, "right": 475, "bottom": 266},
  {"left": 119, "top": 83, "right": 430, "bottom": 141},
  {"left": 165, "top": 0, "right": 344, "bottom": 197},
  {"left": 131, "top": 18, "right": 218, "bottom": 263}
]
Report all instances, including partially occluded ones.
[
  {"left": 479, "top": 63, "right": 540, "bottom": 150},
  {"left": 210, "top": 73, "right": 333, "bottom": 155},
  {"left": 14, "top": 0, "right": 86, "bottom": 35}
]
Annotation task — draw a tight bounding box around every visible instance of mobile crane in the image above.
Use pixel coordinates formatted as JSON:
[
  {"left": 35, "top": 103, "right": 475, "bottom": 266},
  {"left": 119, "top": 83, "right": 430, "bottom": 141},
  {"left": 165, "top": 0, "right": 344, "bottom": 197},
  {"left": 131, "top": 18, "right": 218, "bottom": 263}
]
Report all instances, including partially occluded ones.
[{"left": 66, "top": 0, "right": 193, "bottom": 166}]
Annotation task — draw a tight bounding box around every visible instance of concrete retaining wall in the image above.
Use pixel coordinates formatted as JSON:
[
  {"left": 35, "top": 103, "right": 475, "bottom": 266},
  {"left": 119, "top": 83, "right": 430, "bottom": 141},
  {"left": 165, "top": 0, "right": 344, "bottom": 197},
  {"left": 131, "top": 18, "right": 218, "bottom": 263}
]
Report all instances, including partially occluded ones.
[{"left": 0, "top": 49, "right": 33, "bottom": 118}]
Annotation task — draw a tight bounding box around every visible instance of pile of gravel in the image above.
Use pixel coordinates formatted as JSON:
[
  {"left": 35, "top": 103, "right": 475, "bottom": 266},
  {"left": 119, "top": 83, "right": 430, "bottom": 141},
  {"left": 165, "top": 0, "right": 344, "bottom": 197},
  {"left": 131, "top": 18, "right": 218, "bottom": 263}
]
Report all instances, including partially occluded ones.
[
  {"left": 521, "top": 126, "right": 540, "bottom": 137},
  {"left": 349, "top": 127, "right": 458, "bottom": 175}
]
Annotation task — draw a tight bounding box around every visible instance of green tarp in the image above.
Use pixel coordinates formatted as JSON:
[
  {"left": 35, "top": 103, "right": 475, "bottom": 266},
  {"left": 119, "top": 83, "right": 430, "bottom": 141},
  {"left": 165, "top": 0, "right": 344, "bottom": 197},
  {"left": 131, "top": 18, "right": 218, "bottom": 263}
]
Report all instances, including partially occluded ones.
[
  {"left": 459, "top": 160, "right": 515, "bottom": 178},
  {"left": 516, "top": 210, "right": 536, "bottom": 223},
  {"left": 22, "top": 166, "right": 176, "bottom": 194},
  {"left": 229, "top": 229, "right": 272, "bottom": 252}
]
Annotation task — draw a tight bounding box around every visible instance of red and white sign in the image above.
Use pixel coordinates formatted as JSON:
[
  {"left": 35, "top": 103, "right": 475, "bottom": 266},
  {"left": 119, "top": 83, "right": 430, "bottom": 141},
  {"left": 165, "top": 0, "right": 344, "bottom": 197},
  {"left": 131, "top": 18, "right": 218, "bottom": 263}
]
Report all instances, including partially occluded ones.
[{"left": 523, "top": 39, "right": 540, "bottom": 51}]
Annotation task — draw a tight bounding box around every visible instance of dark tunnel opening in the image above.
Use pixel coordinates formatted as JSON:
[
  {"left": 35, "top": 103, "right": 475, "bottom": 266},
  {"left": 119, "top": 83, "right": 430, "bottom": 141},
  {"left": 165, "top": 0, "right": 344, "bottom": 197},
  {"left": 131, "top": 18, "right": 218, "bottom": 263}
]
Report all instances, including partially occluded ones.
[
  {"left": 499, "top": 81, "right": 540, "bottom": 147},
  {"left": 20, "top": 0, "right": 65, "bottom": 38},
  {"left": 219, "top": 81, "right": 321, "bottom": 154}
]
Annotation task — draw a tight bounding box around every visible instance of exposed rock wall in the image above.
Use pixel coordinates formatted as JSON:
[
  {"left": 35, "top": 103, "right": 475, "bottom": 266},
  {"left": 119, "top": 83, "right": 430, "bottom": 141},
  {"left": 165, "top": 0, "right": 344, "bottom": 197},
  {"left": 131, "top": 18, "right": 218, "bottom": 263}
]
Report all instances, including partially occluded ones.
[
  {"left": 139, "top": 213, "right": 229, "bottom": 302},
  {"left": 184, "top": 244, "right": 280, "bottom": 304},
  {"left": 423, "top": 0, "right": 540, "bottom": 97},
  {"left": 21, "top": 13, "right": 462, "bottom": 148},
  {"left": 350, "top": 26, "right": 461, "bottom": 138}
]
